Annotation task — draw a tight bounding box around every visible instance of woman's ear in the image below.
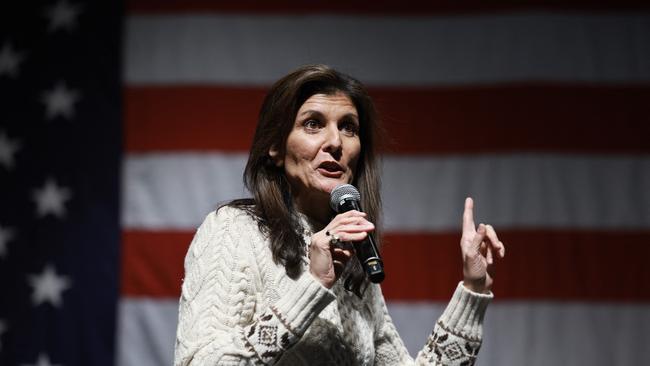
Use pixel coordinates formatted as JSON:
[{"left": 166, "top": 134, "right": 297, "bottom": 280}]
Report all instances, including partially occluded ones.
[{"left": 269, "top": 146, "right": 283, "bottom": 167}]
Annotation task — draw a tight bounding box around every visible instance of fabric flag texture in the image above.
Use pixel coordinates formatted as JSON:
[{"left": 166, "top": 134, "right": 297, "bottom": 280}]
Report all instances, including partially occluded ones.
[
  {"left": 0, "top": 1, "right": 122, "bottom": 366},
  {"left": 120, "top": 2, "right": 650, "bottom": 365},
  {"left": 2, "top": 1, "right": 650, "bottom": 365}
]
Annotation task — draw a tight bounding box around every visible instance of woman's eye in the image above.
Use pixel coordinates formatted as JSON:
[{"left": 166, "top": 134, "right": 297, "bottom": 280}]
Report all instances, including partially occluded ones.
[
  {"left": 304, "top": 119, "right": 321, "bottom": 130},
  {"left": 341, "top": 121, "right": 359, "bottom": 135}
]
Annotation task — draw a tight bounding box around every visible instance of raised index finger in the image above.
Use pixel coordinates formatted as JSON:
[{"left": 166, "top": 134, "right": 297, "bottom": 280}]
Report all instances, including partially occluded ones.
[{"left": 462, "top": 197, "right": 476, "bottom": 233}]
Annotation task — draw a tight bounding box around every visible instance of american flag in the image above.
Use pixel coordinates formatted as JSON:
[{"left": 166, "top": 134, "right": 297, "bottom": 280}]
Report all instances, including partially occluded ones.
[
  {"left": 0, "top": 1, "right": 121, "bottom": 365},
  {"left": 2, "top": 1, "right": 650, "bottom": 365}
]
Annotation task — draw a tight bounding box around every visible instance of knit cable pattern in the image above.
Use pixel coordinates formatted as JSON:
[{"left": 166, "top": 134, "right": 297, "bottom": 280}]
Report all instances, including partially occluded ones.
[{"left": 174, "top": 207, "right": 492, "bottom": 366}]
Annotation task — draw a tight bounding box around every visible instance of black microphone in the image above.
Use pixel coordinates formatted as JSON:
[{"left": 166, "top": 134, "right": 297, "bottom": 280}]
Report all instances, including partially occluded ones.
[{"left": 329, "top": 184, "right": 385, "bottom": 283}]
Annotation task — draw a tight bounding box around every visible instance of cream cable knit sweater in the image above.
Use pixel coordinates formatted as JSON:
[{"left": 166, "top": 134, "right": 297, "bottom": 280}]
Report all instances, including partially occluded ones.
[{"left": 174, "top": 206, "right": 492, "bottom": 366}]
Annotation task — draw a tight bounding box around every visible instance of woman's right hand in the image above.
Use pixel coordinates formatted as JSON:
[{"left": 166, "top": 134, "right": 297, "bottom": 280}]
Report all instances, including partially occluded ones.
[{"left": 309, "top": 210, "right": 375, "bottom": 289}]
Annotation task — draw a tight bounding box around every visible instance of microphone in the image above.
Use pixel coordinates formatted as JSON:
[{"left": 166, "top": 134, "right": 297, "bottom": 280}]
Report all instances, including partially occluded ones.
[{"left": 329, "top": 184, "right": 385, "bottom": 283}]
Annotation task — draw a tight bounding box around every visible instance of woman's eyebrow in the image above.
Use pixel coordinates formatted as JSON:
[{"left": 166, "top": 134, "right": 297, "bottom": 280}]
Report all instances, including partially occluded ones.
[
  {"left": 341, "top": 113, "right": 359, "bottom": 121},
  {"left": 298, "top": 109, "right": 323, "bottom": 117},
  {"left": 298, "top": 110, "right": 359, "bottom": 120}
]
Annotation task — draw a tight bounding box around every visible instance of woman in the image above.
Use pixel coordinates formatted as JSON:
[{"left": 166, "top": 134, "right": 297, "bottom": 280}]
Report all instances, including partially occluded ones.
[{"left": 174, "top": 65, "right": 505, "bottom": 365}]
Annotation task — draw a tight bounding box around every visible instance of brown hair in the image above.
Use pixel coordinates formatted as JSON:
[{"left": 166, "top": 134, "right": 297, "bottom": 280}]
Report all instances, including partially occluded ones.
[{"left": 231, "top": 64, "right": 383, "bottom": 296}]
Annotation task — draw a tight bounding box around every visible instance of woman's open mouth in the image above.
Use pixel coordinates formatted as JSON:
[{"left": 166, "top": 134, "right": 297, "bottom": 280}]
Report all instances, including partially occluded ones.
[{"left": 317, "top": 161, "right": 344, "bottom": 178}]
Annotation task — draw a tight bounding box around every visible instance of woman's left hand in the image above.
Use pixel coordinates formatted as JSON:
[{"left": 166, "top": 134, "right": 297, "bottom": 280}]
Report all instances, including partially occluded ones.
[
  {"left": 460, "top": 197, "right": 506, "bottom": 294},
  {"left": 309, "top": 210, "right": 373, "bottom": 289}
]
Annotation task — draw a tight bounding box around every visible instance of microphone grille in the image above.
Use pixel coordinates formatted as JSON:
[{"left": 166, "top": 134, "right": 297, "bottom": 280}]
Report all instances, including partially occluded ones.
[{"left": 329, "top": 184, "right": 361, "bottom": 212}]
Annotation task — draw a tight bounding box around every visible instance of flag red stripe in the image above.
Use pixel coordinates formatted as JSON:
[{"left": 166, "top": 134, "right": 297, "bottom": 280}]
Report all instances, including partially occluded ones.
[
  {"left": 125, "top": 85, "right": 650, "bottom": 154},
  {"left": 381, "top": 231, "right": 650, "bottom": 301},
  {"left": 120, "top": 231, "right": 190, "bottom": 299},
  {"left": 124, "top": 86, "right": 264, "bottom": 153},
  {"left": 127, "top": 0, "right": 650, "bottom": 15},
  {"left": 121, "top": 229, "right": 650, "bottom": 301}
]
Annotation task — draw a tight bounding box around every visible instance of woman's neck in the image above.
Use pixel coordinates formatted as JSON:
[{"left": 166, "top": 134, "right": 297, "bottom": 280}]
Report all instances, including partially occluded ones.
[{"left": 293, "top": 192, "right": 331, "bottom": 230}]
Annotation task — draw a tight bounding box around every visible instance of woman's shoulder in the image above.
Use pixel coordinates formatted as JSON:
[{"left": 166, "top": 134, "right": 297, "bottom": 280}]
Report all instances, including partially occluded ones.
[
  {"left": 188, "top": 202, "right": 261, "bottom": 259},
  {"left": 202, "top": 201, "right": 259, "bottom": 230},
  {"left": 215, "top": 203, "right": 255, "bottom": 220}
]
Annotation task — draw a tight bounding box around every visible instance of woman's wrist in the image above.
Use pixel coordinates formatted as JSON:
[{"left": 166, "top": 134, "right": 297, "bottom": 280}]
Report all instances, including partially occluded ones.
[
  {"left": 462, "top": 278, "right": 491, "bottom": 294},
  {"left": 310, "top": 266, "right": 334, "bottom": 289}
]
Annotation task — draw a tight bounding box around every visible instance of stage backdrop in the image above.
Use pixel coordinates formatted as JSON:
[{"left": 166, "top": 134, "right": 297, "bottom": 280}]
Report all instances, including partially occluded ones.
[
  {"left": 2, "top": 1, "right": 650, "bottom": 366},
  {"left": 119, "top": 2, "right": 650, "bottom": 365}
]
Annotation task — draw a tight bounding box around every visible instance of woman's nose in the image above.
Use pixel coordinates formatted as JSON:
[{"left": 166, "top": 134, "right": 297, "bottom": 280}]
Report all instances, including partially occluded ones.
[{"left": 322, "top": 124, "right": 342, "bottom": 157}]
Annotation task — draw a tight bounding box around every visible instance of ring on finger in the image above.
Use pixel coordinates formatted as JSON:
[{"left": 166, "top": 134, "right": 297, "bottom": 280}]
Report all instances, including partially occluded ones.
[{"left": 329, "top": 234, "right": 341, "bottom": 246}]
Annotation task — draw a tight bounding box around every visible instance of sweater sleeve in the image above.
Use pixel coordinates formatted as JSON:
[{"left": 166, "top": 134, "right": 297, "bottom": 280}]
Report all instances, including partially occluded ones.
[
  {"left": 374, "top": 282, "right": 492, "bottom": 366},
  {"left": 173, "top": 208, "right": 336, "bottom": 366}
]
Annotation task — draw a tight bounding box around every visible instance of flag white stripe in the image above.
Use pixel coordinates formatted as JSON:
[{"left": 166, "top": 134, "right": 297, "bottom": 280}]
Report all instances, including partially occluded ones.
[
  {"left": 122, "top": 153, "right": 650, "bottom": 230},
  {"left": 116, "top": 298, "right": 650, "bottom": 366},
  {"left": 116, "top": 299, "right": 178, "bottom": 366},
  {"left": 390, "top": 301, "right": 650, "bottom": 365},
  {"left": 121, "top": 152, "right": 248, "bottom": 230},
  {"left": 124, "top": 13, "right": 650, "bottom": 86}
]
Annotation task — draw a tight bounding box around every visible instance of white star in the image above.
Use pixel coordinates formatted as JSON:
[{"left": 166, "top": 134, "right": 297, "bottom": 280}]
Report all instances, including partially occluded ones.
[
  {"left": 0, "top": 225, "right": 15, "bottom": 258},
  {"left": 41, "top": 81, "right": 81, "bottom": 121},
  {"left": 45, "top": 0, "right": 83, "bottom": 32},
  {"left": 0, "top": 42, "right": 24, "bottom": 78},
  {"left": 0, "top": 319, "right": 6, "bottom": 351},
  {"left": 32, "top": 178, "right": 72, "bottom": 219},
  {"left": 22, "top": 353, "right": 61, "bottom": 366},
  {"left": 28, "top": 264, "right": 72, "bottom": 308},
  {"left": 0, "top": 130, "right": 21, "bottom": 170}
]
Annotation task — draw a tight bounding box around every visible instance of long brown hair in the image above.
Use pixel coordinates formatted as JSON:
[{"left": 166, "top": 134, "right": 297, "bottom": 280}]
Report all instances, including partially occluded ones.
[{"left": 231, "top": 64, "right": 383, "bottom": 296}]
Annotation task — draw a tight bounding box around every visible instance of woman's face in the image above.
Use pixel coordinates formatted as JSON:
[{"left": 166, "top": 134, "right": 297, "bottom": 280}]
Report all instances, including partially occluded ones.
[{"left": 272, "top": 92, "right": 361, "bottom": 206}]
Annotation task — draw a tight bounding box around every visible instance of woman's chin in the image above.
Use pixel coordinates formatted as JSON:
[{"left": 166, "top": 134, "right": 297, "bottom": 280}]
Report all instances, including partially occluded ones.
[{"left": 319, "top": 178, "right": 349, "bottom": 194}]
